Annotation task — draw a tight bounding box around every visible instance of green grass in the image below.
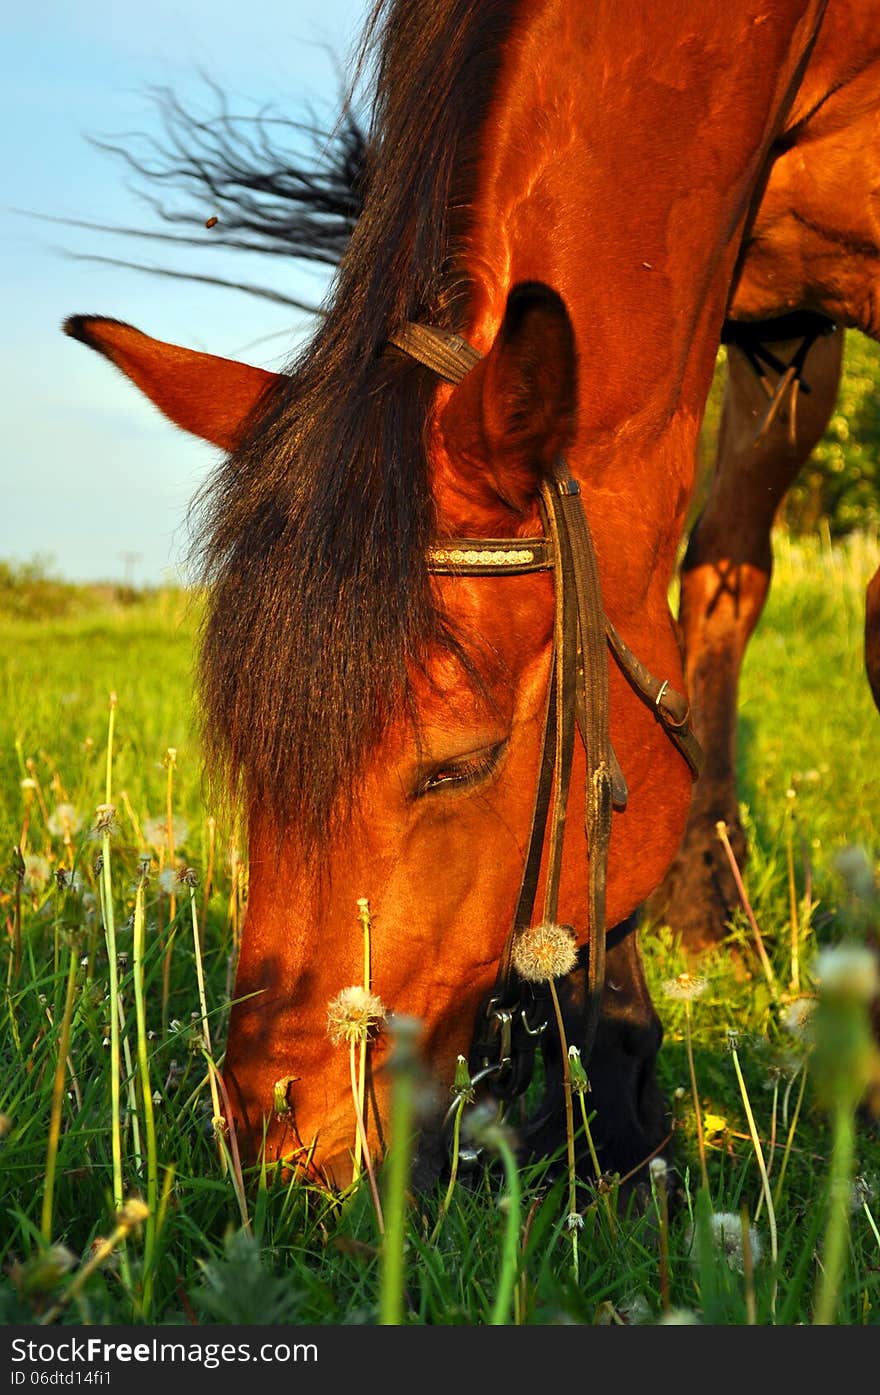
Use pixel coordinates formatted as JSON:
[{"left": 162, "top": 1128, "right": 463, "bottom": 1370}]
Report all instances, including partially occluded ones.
[{"left": 1, "top": 537, "right": 878, "bottom": 1327}]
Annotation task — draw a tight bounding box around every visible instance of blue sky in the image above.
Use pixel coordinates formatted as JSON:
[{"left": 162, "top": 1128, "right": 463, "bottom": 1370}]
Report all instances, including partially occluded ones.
[{"left": 2, "top": 0, "right": 369, "bottom": 584}]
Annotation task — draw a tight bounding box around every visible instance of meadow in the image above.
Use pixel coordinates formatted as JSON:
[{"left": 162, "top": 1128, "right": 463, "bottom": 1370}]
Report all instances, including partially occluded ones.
[{"left": 0, "top": 530, "right": 878, "bottom": 1327}]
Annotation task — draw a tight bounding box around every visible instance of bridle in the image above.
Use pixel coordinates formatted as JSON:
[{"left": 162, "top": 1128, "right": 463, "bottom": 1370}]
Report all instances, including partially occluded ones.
[{"left": 388, "top": 321, "right": 704, "bottom": 1117}]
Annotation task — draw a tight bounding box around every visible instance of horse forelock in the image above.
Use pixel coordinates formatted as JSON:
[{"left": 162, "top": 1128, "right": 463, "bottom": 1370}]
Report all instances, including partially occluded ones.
[{"left": 189, "top": 0, "right": 523, "bottom": 849}]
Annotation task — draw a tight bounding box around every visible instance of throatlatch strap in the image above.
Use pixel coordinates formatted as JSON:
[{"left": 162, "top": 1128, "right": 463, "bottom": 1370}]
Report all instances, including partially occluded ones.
[{"left": 604, "top": 621, "right": 704, "bottom": 779}]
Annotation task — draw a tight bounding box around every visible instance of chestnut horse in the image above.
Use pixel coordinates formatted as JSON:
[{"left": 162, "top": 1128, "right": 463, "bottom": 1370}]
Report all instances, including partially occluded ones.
[{"left": 66, "top": 0, "right": 880, "bottom": 1189}]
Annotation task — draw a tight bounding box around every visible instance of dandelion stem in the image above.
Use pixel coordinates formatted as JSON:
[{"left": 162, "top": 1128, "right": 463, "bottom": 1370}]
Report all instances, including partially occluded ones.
[
  {"left": 348, "top": 1040, "right": 384, "bottom": 1234},
  {"left": 430, "top": 1094, "right": 466, "bottom": 1245},
  {"left": 772, "top": 1061, "right": 809, "bottom": 1210},
  {"left": 685, "top": 998, "right": 709, "bottom": 1193},
  {"left": 547, "top": 978, "right": 578, "bottom": 1280},
  {"left": 98, "top": 695, "right": 129, "bottom": 1297},
  {"left": 379, "top": 1019, "right": 419, "bottom": 1326},
  {"left": 104, "top": 694, "right": 116, "bottom": 807},
  {"left": 741, "top": 1205, "right": 757, "bottom": 1325},
  {"left": 354, "top": 898, "right": 372, "bottom": 1181},
  {"left": 862, "top": 1201, "right": 880, "bottom": 1253},
  {"left": 574, "top": 1089, "right": 616, "bottom": 1236},
  {"left": 132, "top": 876, "right": 158, "bottom": 1315},
  {"left": 199, "top": 815, "right": 216, "bottom": 948},
  {"left": 731, "top": 1046, "right": 777, "bottom": 1318},
  {"left": 716, "top": 821, "right": 776, "bottom": 993},
  {"left": 121, "top": 1023, "right": 142, "bottom": 1176},
  {"left": 41, "top": 944, "right": 79, "bottom": 1244},
  {"left": 813, "top": 1098, "right": 856, "bottom": 1324},
  {"left": 187, "top": 881, "right": 225, "bottom": 1175},
  {"left": 786, "top": 808, "right": 800, "bottom": 993},
  {"left": 658, "top": 1206, "right": 670, "bottom": 1311},
  {"left": 165, "top": 749, "right": 177, "bottom": 927},
  {"left": 488, "top": 1126, "right": 522, "bottom": 1326},
  {"left": 206, "top": 1057, "right": 251, "bottom": 1234},
  {"left": 755, "top": 1073, "right": 781, "bottom": 1224},
  {"left": 38, "top": 1204, "right": 148, "bottom": 1326}
]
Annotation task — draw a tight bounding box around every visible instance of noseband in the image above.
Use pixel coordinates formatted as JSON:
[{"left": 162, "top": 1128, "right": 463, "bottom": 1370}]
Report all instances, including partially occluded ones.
[{"left": 388, "top": 321, "right": 703, "bottom": 1119}]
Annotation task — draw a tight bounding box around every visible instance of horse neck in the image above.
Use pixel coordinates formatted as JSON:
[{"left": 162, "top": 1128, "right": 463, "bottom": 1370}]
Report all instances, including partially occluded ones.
[{"left": 455, "top": 0, "right": 827, "bottom": 605}]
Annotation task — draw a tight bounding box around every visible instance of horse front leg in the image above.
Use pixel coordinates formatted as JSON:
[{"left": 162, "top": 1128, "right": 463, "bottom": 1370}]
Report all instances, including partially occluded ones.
[{"left": 648, "top": 320, "right": 845, "bottom": 951}]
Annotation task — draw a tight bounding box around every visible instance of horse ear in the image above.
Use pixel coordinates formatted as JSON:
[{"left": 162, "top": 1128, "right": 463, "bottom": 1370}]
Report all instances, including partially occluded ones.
[
  {"left": 63, "top": 316, "right": 281, "bottom": 452},
  {"left": 439, "top": 283, "right": 578, "bottom": 516}
]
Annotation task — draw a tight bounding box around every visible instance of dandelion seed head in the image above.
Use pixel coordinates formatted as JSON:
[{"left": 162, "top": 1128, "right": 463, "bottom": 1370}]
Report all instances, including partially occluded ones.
[
  {"left": 326, "top": 985, "right": 386, "bottom": 1046},
  {"left": 22, "top": 854, "right": 52, "bottom": 893},
  {"left": 816, "top": 943, "right": 879, "bottom": 1003},
  {"left": 55, "top": 868, "right": 83, "bottom": 893},
  {"left": 686, "top": 1212, "right": 762, "bottom": 1273},
  {"left": 649, "top": 1156, "right": 668, "bottom": 1184},
  {"left": 142, "top": 815, "right": 189, "bottom": 850},
  {"left": 618, "top": 1294, "right": 652, "bottom": 1325},
  {"left": 512, "top": 922, "right": 578, "bottom": 982},
  {"left": 779, "top": 996, "right": 816, "bottom": 1038},
  {"left": 48, "top": 803, "right": 82, "bottom": 838},
  {"left": 660, "top": 1308, "right": 701, "bottom": 1325},
  {"left": 117, "top": 1197, "right": 149, "bottom": 1229},
  {"left": 833, "top": 845, "right": 877, "bottom": 903},
  {"left": 662, "top": 971, "right": 708, "bottom": 1001},
  {"left": 93, "top": 803, "right": 116, "bottom": 833},
  {"left": 713, "top": 1212, "right": 762, "bottom": 1272},
  {"left": 851, "top": 1174, "right": 876, "bottom": 1211}
]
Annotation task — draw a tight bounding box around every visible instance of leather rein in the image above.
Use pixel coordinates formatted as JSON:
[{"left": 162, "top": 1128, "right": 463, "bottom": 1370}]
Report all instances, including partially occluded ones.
[{"left": 388, "top": 320, "right": 704, "bottom": 1115}]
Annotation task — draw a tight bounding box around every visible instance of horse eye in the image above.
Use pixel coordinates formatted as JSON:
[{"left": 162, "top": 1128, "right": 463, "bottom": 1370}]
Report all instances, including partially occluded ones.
[{"left": 415, "top": 740, "right": 507, "bottom": 798}]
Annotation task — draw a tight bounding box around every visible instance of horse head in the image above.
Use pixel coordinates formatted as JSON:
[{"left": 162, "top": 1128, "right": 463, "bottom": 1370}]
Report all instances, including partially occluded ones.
[{"left": 66, "top": 278, "right": 684, "bottom": 1186}]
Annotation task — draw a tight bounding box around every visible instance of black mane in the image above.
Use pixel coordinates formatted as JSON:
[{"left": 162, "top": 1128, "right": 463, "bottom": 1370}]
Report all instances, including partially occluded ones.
[{"left": 190, "top": 0, "right": 520, "bottom": 846}]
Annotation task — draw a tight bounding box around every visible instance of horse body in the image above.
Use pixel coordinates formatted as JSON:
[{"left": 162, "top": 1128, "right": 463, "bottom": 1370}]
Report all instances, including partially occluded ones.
[
  {"left": 658, "top": 0, "right": 880, "bottom": 942},
  {"left": 66, "top": 0, "right": 880, "bottom": 1187}
]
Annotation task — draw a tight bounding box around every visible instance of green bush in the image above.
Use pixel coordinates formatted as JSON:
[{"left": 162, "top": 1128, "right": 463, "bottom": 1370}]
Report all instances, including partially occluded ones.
[{"left": 781, "top": 331, "right": 880, "bottom": 538}]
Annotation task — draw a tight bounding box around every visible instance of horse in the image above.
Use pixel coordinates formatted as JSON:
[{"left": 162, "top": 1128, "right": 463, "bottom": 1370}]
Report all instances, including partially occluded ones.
[
  {"left": 65, "top": 0, "right": 880, "bottom": 1192},
  {"left": 652, "top": 313, "right": 854, "bottom": 947}
]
